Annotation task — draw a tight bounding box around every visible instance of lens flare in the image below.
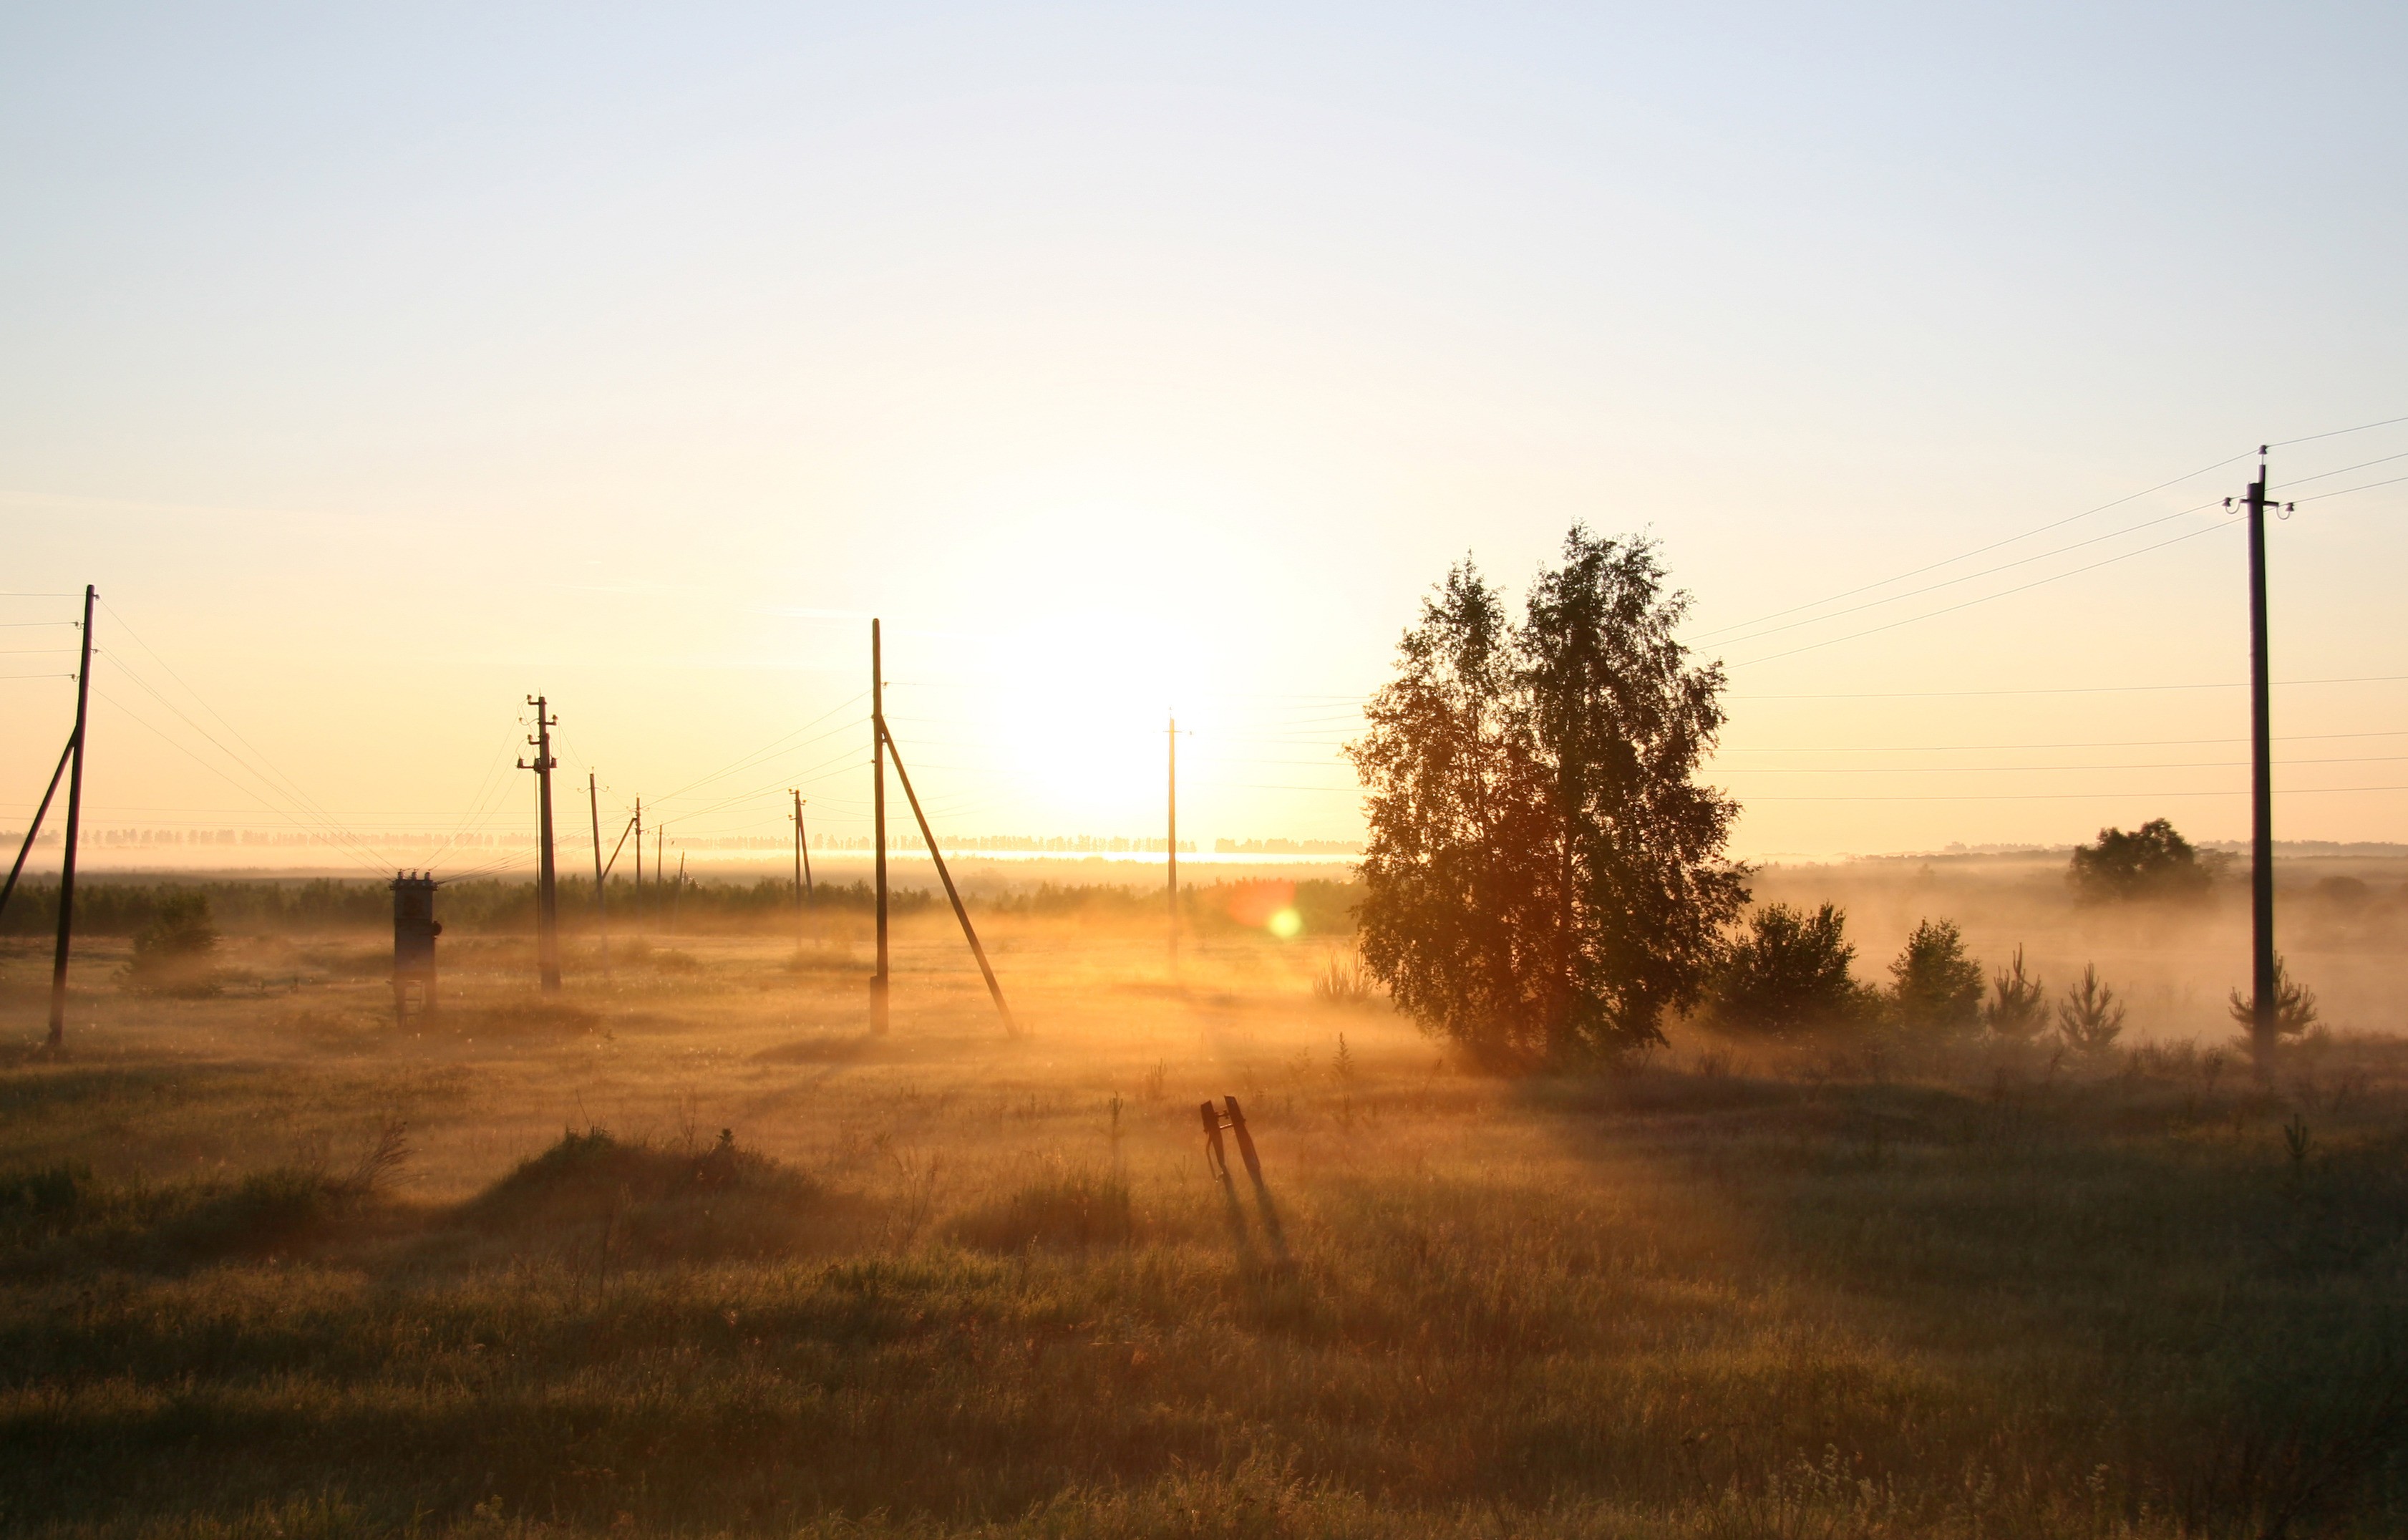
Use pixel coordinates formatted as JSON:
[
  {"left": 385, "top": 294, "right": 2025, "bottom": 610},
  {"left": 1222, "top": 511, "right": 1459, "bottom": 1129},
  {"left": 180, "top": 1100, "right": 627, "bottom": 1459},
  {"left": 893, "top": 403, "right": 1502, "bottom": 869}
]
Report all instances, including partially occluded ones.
[{"left": 1268, "top": 908, "right": 1303, "bottom": 940}]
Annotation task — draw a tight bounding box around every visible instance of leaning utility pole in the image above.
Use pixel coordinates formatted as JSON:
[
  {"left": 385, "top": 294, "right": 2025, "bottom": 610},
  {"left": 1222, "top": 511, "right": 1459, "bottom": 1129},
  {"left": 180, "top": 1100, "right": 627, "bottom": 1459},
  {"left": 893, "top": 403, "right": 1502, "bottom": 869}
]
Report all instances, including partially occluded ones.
[
  {"left": 588, "top": 771, "right": 608, "bottom": 971},
  {"left": 789, "top": 789, "right": 813, "bottom": 948},
  {"left": 519, "top": 696, "right": 561, "bottom": 992},
  {"left": 871, "top": 619, "right": 890, "bottom": 1033},
  {"left": 47, "top": 584, "right": 94, "bottom": 1051},
  {"left": 2233, "top": 450, "right": 2290, "bottom": 1077},
  {"left": 1167, "top": 711, "right": 1179, "bottom": 972}
]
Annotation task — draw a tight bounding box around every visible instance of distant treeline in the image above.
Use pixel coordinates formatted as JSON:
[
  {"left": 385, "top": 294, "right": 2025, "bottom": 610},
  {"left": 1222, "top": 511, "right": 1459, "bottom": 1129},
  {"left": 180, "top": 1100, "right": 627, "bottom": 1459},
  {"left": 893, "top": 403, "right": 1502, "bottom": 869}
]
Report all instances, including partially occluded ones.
[{"left": 0, "top": 876, "right": 1360, "bottom": 939}]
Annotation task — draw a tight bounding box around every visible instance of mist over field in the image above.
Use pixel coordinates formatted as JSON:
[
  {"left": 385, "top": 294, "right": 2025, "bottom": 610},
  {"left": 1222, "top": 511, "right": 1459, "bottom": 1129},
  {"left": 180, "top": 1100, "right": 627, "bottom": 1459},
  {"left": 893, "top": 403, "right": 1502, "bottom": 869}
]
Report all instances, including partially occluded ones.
[{"left": 11, "top": 1, "right": 2408, "bottom": 1535}]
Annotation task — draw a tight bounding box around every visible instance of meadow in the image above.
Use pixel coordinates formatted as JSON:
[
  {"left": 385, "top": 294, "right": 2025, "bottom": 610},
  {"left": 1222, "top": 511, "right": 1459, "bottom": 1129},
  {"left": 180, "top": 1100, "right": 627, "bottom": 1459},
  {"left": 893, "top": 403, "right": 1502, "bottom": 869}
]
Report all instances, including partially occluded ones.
[{"left": 0, "top": 860, "right": 2404, "bottom": 1539}]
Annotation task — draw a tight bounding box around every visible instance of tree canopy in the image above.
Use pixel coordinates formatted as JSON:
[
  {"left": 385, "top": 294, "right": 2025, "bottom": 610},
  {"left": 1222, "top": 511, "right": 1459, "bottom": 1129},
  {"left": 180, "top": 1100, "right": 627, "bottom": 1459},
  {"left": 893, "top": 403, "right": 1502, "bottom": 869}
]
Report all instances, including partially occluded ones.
[
  {"left": 1347, "top": 529, "right": 1747, "bottom": 1066},
  {"left": 2068, "top": 818, "right": 2218, "bottom": 902}
]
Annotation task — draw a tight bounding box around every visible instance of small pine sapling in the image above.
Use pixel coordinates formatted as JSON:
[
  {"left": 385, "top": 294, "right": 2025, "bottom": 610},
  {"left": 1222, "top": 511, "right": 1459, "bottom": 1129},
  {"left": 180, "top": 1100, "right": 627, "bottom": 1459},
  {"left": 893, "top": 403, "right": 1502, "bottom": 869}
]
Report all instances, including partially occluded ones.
[
  {"left": 2226, "top": 954, "right": 2321, "bottom": 1040},
  {"left": 2056, "top": 964, "right": 2127, "bottom": 1055},
  {"left": 1984, "top": 946, "right": 2049, "bottom": 1040}
]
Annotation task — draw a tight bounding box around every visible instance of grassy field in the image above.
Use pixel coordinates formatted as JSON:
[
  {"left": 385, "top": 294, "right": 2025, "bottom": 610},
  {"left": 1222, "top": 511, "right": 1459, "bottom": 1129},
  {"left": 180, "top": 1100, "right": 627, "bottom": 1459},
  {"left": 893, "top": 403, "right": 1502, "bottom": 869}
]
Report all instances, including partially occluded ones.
[{"left": 1, "top": 888, "right": 2404, "bottom": 1539}]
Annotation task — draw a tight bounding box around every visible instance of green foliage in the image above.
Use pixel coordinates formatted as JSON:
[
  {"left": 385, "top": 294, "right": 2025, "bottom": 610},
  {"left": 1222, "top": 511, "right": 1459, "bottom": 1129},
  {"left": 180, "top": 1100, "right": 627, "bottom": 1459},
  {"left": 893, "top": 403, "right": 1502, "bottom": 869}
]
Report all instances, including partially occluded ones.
[
  {"left": 1885, "top": 917, "right": 1984, "bottom": 1037},
  {"left": 2068, "top": 817, "right": 2218, "bottom": 903},
  {"left": 2057, "top": 963, "right": 2127, "bottom": 1054},
  {"left": 1706, "top": 902, "right": 1875, "bottom": 1037},
  {"left": 1983, "top": 945, "right": 2049, "bottom": 1040},
  {"left": 1349, "top": 530, "right": 1747, "bottom": 1066},
  {"left": 2226, "top": 953, "right": 2322, "bottom": 1040}
]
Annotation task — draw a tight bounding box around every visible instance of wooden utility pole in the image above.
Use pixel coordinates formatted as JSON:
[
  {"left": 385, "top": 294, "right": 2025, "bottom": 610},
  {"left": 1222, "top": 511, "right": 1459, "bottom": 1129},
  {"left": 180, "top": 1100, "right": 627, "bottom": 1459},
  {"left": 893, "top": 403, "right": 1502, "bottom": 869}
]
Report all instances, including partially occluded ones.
[
  {"left": 519, "top": 695, "right": 561, "bottom": 992},
  {"left": 588, "top": 771, "right": 608, "bottom": 971},
  {"left": 871, "top": 619, "right": 890, "bottom": 1033},
  {"left": 880, "top": 716, "right": 1018, "bottom": 1035},
  {"left": 631, "top": 796, "right": 644, "bottom": 927},
  {"left": 2236, "top": 450, "right": 2289, "bottom": 1078},
  {"left": 47, "top": 584, "right": 94, "bottom": 1051},
  {"left": 1167, "top": 711, "right": 1179, "bottom": 972}
]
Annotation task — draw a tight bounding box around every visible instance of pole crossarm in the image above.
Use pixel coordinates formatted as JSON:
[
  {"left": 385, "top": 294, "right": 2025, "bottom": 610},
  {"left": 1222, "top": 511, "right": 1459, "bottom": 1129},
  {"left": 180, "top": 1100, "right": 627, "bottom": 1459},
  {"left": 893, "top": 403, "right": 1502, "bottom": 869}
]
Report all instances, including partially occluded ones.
[{"left": 877, "top": 713, "right": 1020, "bottom": 1037}]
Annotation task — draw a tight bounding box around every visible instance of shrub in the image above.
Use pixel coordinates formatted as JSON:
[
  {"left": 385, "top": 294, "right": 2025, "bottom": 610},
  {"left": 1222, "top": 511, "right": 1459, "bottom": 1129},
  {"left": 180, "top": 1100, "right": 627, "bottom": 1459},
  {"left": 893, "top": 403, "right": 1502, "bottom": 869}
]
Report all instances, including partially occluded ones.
[
  {"left": 1886, "top": 918, "right": 1984, "bottom": 1037},
  {"left": 2225, "top": 954, "right": 2321, "bottom": 1040},
  {"left": 1706, "top": 903, "right": 1875, "bottom": 1037},
  {"left": 1311, "top": 952, "right": 1380, "bottom": 1007},
  {"left": 2057, "top": 964, "right": 2127, "bottom": 1054},
  {"left": 123, "top": 892, "right": 220, "bottom": 993},
  {"left": 1984, "top": 946, "right": 2049, "bottom": 1039}
]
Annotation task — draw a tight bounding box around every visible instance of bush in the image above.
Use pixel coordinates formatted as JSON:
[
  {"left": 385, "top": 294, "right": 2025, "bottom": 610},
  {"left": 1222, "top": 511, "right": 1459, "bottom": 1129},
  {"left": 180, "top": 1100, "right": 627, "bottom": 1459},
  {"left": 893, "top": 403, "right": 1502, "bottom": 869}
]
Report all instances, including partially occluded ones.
[
  {"left": 1984, "top": 946, "right": 2049, "bottom": 1040},
  {"left": 1311, "top": 952, "right": 1380, "bottom": 1007},
  {"left": 2057, "top": 964, "right": 2127, "bottom": 1055},
  {"left": 1886, "top": 918, "right": 1983, "bottom": 1037},
  {"left": 1706, "top": 903, "right": 1875, "bottom": 1037},
  {"left": 122, "top": 893, "right": 220, "bottom": 993}
]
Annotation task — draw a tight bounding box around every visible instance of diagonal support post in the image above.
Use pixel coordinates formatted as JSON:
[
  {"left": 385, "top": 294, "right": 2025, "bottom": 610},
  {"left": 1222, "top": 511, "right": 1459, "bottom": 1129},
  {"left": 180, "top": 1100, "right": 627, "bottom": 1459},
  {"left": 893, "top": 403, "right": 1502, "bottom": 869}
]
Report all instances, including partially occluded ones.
[
  {"left": 0, "top": 733, "right": 76, "bottom": 924},
  {"left": 878, "top": 714, "right": 1019, "bottom": 1037}
]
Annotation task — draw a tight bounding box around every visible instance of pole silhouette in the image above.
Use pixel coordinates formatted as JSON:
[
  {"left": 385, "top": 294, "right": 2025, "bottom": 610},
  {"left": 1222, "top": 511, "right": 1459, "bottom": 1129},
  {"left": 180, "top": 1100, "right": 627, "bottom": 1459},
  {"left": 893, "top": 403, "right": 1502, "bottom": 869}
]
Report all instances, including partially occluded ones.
[
  {"left": 632, "top": 797, "right": 644, "bottom": 927},
  {"left": 47, "top": 584, "right": 94, "bottom": 1050},
  {"left": 871, "top": 619, "right": 890, "bottom": 1033},
  {"left": 2237, "top": 452, "right": 2288, "bottom": 1077},
  {"left": 519, "top": 696, "right": 561, "bottom": 992},
  {"left": 880, "top": 716, "right": 1018, "bottom": 1035},
  {"left": 1, "top": 735, "right": 75, "bottom": 925}
]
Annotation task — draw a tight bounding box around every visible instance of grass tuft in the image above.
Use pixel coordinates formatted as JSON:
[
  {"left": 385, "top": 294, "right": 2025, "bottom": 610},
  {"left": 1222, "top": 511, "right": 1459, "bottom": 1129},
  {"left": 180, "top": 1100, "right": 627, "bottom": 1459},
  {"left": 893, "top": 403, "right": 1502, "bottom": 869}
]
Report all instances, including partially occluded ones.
[{"left": 945, "top": 1161, "right": 1132, "bottom": 1252}]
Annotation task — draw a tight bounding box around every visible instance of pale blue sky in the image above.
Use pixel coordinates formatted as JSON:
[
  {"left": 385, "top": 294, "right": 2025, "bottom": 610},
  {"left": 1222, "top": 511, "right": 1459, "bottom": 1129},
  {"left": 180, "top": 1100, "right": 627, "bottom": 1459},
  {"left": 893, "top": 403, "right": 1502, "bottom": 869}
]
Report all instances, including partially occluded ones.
[{"left": 4, "top": 4, "right": 2404, "bottom": 865}]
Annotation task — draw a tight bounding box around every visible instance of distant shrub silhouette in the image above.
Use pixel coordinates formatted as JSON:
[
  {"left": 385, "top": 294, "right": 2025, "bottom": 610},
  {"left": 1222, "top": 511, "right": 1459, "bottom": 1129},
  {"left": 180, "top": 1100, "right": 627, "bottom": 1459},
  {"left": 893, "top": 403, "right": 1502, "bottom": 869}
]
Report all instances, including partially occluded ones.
[
  {"left": 2056, "top": 964, "right": 2127, "bottom": 1055},
  {"left": 2068, "top": 818, "right": 2218, "bottom": 903},
  {"left": 1886, "top": 918, "right": 1984, "bottom": 1037},
  {"left": 2226, "top": 954, "right": 2321, "bottom": 1040},
  {"left": 1706, "top": 903, "right": 1873, "bottom": 1037},
  {"left": 1983, "top": 945, "right": 2049, "bottom": 1040},
  {"left": 123, "top": 893, "right": 220, "bottom": 994}
]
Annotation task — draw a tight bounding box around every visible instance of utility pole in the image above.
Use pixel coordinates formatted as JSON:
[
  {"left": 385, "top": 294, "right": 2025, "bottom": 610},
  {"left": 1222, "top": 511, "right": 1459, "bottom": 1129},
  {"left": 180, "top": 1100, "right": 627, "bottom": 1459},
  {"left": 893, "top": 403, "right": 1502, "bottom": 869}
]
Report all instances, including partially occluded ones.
[
  {"left": 47, "top": 584, "right": 94, "bottom": 1051},
  {"left": 632, "top": 797, "right": 644, "bottom": 927},
  {"left": 871, "top": 619, "right": 890, "bottom": 1033},
  {"left": 1167, "top": 711, "right": 1179, "bottom": 973},
  {"left": 2233, "top": 450, "right": 2290, "bottom": 1078},
  {"left": 588, "top": 771, "right": 608, "bottom": 972},
  {"left": 518, "top": 695, "right": 560, "bottom": 992}
]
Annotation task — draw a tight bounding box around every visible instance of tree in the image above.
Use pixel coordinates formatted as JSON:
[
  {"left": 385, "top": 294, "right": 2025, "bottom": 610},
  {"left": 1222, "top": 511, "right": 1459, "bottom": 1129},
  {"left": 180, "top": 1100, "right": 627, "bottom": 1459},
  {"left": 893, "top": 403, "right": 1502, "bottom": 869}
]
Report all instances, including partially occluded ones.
[
  {"left": 1983, "top": 946, "right": 2048, "bottom": 1040},
  {"left": 1349, "top": 530, "right": 1747, "bottom": 1065},
  {"left": 2067, "top": 818, "right": 2217, "bottom": 903},
  {"left": 1887, "top": 917, "right": 1984, "bottom": 1037},
  {"left": 2056, "top": 964, "right": 2126, "bottom": 1055},
  {"left": 2226, "top": 954, "right": 2321, "bottom": 1040},
  {"left": 1705, "top": 903, "right": 1871, "bottom": 1038}
]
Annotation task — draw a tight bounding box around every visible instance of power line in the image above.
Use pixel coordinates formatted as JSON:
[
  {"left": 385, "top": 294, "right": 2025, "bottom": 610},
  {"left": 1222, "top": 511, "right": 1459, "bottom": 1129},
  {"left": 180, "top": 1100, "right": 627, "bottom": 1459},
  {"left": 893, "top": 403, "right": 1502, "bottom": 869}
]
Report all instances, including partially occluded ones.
[
  {"left": 1728, "top": 520, "right": 2235, "bottom": 669},
  {"left": 1729, "top": 672, "right": 2408, "bottom": 701},
  {"left": 1686, "top": 455, "right": 2247, "bottom": 644},
  {"left": 2269, "top": 412, "right": 2408, "bottom": 447}
]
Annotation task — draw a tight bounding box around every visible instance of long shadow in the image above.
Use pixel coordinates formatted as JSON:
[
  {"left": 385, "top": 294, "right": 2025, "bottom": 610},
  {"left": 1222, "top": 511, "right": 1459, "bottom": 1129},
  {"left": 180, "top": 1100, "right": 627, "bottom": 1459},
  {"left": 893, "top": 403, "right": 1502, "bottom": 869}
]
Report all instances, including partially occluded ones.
[{"left": 1515, "top": 1057, "right": 2408, "bottom": 1531}]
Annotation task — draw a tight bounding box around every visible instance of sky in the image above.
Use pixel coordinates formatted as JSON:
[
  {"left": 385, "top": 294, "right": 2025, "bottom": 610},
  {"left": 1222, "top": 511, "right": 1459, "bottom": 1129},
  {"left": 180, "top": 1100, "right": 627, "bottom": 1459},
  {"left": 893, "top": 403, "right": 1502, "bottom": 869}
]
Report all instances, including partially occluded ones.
[{"left": 4, "top": 2, "right": 2406, "bottom": 874}]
